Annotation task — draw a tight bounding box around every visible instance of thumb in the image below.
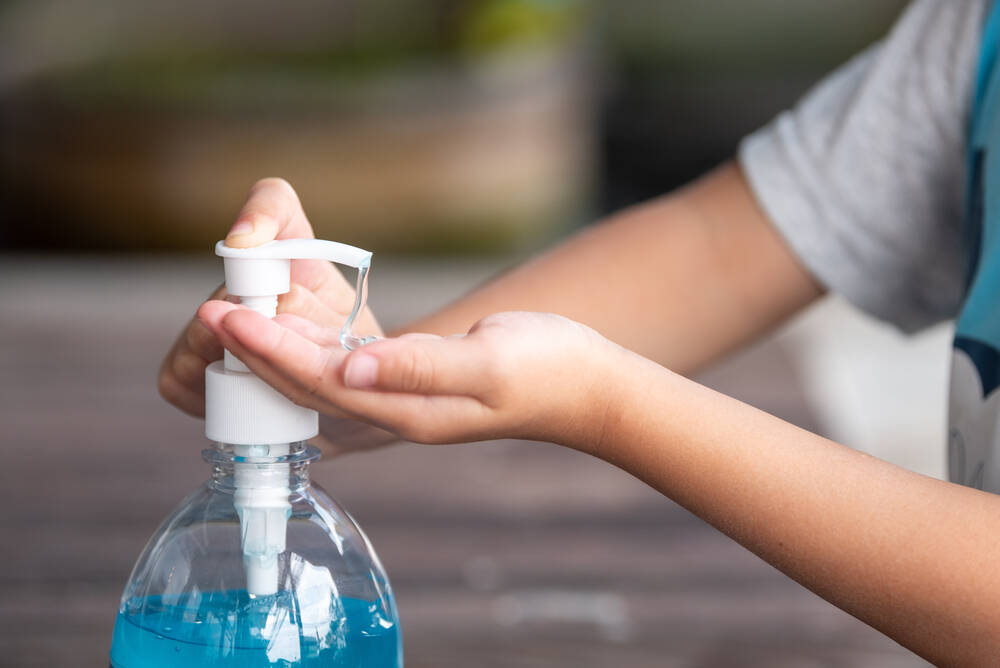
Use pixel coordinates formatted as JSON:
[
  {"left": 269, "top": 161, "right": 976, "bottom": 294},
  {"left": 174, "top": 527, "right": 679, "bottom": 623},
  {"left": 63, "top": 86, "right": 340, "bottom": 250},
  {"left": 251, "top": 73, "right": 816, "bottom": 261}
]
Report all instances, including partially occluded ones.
[
  {"left": 225, "top": 177, "right": 315, "bottom": 248},
  {"left": 341, "top": 337, "right": 493, "bottom": 397}
]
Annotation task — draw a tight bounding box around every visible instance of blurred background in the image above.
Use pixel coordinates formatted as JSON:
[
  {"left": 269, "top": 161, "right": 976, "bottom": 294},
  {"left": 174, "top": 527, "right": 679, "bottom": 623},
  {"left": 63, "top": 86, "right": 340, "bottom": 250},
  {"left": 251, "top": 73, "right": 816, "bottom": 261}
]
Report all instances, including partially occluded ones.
[{"left": 2, "top": 1, "right": 946, "bottom": 666}]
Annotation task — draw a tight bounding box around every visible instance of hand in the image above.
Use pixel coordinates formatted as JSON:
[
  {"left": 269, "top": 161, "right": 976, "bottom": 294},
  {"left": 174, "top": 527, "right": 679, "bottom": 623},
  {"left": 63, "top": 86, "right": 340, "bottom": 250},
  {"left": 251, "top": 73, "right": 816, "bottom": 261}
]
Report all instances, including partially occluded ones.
[
  {"left": 157, "top": 178, "right": 385, "bottom": 452},
  {"left": 196, "top": 306, "right": 624, "bottom": 449}
]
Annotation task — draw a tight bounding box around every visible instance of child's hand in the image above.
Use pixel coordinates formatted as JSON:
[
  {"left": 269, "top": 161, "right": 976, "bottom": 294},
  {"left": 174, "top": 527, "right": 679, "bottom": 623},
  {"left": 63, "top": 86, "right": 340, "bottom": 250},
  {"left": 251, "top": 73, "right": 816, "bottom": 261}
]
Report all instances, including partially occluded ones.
[
  {"left": 157, "top": 178, "right": 382, "bottom": 419},
  {"left": 196, "top": 304, "right": 623, "bottom": 448}
]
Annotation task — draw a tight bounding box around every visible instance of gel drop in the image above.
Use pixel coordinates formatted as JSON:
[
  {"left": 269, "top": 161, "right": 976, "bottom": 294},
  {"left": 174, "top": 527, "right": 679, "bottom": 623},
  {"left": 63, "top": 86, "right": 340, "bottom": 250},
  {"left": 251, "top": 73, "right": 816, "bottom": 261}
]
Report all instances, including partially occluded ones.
[{"left": 341, "top": 263, "right": 377, "bottom": 351}]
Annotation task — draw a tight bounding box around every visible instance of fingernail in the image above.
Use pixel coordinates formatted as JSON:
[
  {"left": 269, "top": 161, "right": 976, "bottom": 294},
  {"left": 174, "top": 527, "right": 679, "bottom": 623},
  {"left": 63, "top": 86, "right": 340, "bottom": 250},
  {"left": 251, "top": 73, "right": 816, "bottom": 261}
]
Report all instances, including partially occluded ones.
[
  {"left": 344, "top": 353, "right": 378, "bottom": 389},
  {"left": 227, "top": 221, "right": 253, "bottom": 239}
]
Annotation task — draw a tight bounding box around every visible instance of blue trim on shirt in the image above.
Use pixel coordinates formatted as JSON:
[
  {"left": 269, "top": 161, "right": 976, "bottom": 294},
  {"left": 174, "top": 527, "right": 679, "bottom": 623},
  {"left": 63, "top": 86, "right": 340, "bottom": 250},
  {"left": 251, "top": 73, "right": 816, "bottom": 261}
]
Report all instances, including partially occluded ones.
[
  {"left": 975, "top": 1, "right": 1000, "bottom": 113},
  {"left": 956, "top": 0, "right": 1000, "bottom": 398},
  {"left": 965, "top": 1, "right": 1000, "bottom": 290}
]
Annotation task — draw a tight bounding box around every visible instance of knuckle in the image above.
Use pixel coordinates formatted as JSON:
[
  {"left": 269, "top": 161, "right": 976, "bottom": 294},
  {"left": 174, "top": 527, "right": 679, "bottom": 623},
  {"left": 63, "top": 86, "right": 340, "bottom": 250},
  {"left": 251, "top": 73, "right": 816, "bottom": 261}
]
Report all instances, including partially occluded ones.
[
  {"left": 263, "top": 317, "right": 294, "bottom": 354},
  {"left": 301, "top": 342, "right": 336, "bottom": 400},
  {"left": 277, "top": 285, "right": 302, "bottom": 315},
  {"left": 476, "top": 312, "right": 510, "bottom": 329},
  {"left": 395, "top": 348, "right": 435, "bottom": 393},
  {"left": 302, "top": 367, "right": 324, "bottom": 398},
  {"left": 184, "top": 321, "right": 221, "bottom": 360},
  {"left": 278, "top": 284, "right": 314, "bottom": 318}
]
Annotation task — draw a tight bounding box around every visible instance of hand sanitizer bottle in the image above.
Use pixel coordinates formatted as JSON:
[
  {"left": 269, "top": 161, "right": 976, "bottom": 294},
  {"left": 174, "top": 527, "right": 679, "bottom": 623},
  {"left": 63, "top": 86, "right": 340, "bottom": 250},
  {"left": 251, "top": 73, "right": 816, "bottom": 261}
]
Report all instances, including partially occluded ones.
[{"left": 109, "top": 240, "right": 402, "bottom": 667}]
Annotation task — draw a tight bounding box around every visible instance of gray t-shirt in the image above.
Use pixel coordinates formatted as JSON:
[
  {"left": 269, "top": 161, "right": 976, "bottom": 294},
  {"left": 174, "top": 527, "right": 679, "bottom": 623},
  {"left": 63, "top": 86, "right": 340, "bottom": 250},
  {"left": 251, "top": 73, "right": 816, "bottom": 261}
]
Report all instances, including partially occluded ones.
[{"left": 739, "top": 0, "right": 988, "bottom": 333}]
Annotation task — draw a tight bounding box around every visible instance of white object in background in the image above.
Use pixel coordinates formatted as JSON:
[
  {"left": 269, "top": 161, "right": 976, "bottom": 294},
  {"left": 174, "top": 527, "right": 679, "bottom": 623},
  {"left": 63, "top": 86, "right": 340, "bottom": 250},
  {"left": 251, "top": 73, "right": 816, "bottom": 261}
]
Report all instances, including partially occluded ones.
[
  {"left": 205, "top": 238, "right": 372, "bottom": 595},
  {"left": 775, "top": 296, "right": 952, "bottom": 480}
]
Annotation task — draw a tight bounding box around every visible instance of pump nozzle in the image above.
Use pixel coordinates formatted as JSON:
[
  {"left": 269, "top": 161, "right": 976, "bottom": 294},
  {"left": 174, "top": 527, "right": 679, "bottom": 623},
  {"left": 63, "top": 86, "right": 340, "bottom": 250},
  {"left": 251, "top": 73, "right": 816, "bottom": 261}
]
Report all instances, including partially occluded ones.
[
  {"left": 204, "top": 237, "right": 373, "bottom": 595},
  {"left": 215, "top": 239, "right": 370, "bottom": 309}
]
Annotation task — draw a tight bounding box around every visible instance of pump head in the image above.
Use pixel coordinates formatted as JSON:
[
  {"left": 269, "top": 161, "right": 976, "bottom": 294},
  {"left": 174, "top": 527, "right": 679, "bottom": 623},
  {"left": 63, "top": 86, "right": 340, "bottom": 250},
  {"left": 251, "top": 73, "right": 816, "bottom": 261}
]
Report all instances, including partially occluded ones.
[{"left": 205, "top": 239, "right": 372, "bottom": 446}]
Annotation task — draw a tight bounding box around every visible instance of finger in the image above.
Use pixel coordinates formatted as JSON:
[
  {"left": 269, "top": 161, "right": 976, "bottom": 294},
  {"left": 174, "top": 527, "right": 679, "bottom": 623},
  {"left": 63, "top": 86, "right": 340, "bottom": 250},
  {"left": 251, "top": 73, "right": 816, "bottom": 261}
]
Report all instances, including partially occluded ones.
[
  {"left": 340, "top": 336, "right": 495, "bottom": 398},
  {"left": 225, "top": 178, "right": 315, "bottom": 248},
  {"left": 207, "top": 306, "right": 493, "bottom": 441},
  {"left": 196, "top": 299, "right": 242, "bottom": 334},
  {"left": 200, "top": 303, "right": 344, "bottom": 409},
  {"left": 273, "top": 312, "right": 342, "bottom": 347},
  {"left": 170, "top": 349, "right": 210, "bottom": 393},
  {"left": 184, "top": 318, "right": 224, "bottom": 362},
  {"left": 222, "top": 307, "right": 343, "bottom": 401},
  {"left": 294, "top": 265, "right": 357, "bottom": 317},
  {"left": 289, "top": 258, "right": 381, "bottom": 337},
  {"left": 278, "top": 283, "right": 348, "bottom": 329},
  {"left": 199, "top": 302, "right": 359, "bottom": 422},
  {"left": 257, "top": 316, "right": 451, "bottom": 426},
  {"left": 157, "top": 366, "right": 207, "bottom": 417},
  {"left": 282, "top": 274, "right": 382, "bottom": 344},
  {"left": 224, "top": 179, "right": 355, "bottom": 319},
  {"left": 171, "top": 285, "right": 227, "bottom": 364},
  {"left": 398, "top": 332, "right": 441, "bottom": 341},
  {"left": 158, "top": 285, "right": 226, "bottom": 411}
]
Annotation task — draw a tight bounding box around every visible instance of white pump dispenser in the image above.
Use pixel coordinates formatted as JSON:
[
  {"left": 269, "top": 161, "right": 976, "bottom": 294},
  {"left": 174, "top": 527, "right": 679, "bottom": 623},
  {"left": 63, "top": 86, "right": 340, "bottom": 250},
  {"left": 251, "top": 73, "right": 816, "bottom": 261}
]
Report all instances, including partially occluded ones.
[{"left": 204, "top": 238, "right": 372, "bottom": 596}]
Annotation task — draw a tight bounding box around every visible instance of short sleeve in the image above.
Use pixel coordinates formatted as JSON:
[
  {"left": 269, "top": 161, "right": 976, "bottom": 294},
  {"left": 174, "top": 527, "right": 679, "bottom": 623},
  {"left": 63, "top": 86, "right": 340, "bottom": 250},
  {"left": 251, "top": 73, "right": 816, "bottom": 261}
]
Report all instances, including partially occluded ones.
[{"left": 739, "top": 0, "right": 988, "bottom": 332}]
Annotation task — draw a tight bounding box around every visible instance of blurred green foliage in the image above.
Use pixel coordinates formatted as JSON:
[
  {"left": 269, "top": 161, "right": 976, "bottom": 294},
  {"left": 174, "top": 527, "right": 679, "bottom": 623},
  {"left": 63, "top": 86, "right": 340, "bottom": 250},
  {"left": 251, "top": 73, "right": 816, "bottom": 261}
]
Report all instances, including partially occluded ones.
[
  {"left": 0, "top": 0, "right": 911, "bottom": 252},
  {"left": 15, "top": 0, "right": 588, "bottom": 110}
]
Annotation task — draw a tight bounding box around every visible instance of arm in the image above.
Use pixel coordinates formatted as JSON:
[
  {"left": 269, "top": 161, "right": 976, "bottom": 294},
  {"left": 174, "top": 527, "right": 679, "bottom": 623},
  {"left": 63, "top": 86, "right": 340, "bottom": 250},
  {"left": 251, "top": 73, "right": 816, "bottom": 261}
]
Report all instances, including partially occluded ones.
[
  {"left": 605, "top": 353, "right": 1000, "bottom": 667},
  {"left": 196, "top": 305, "right": 1000, "bottom": 666},
  {"left": 159, "top": 161, "right": 822, "bottom": 420},
  {"left": 400, "top": 161, "right": 823, "bottom": 373}
]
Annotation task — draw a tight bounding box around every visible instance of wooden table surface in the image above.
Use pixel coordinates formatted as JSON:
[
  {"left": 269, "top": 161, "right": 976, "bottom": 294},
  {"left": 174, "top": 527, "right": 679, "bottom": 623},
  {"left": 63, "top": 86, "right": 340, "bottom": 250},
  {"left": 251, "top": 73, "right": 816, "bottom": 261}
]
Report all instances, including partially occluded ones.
[{"left": 0, "top": 255, "right": 928, "bottom": 667}]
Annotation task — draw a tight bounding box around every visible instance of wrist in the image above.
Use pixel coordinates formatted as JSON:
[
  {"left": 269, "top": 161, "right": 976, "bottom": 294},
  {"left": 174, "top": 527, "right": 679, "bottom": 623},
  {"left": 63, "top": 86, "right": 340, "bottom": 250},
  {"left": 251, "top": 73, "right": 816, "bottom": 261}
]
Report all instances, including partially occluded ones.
[
  {"left": 567, "top": 341, "right": 690, "bottom": 465},
  {"left": 555, "top": 340, "right": 645, "bottom": 456}
]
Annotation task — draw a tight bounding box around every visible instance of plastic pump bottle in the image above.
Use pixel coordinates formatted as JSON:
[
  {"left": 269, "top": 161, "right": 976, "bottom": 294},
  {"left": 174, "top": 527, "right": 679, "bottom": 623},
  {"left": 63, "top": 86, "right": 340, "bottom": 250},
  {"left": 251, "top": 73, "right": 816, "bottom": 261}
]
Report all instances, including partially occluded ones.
[{"left": 109, "top": 239, "right": 402, "bottom": 668}]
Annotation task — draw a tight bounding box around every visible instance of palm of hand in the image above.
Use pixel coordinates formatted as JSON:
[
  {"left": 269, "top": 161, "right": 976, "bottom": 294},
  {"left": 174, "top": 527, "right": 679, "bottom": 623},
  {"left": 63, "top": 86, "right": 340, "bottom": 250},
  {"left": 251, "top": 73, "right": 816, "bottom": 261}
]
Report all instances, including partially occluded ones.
[{"left": 197, "top": 307, "right": 613, "bottom": 448}]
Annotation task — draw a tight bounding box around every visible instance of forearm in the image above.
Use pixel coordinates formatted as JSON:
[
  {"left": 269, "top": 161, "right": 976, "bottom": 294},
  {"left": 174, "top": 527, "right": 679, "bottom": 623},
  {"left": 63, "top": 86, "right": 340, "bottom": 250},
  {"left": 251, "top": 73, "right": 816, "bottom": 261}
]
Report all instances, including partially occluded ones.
[
  {"left": 397, "top": 162, "right": 823, "bottom": 374},
  {"left": 584, "top": 350, "right": 1000, "bottom": 666}
]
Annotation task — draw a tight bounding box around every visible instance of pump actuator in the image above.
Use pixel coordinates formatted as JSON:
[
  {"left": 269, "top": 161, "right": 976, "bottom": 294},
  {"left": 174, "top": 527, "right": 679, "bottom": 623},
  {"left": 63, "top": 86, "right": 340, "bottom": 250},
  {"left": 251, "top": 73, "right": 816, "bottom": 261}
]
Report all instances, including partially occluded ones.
[{"left": 205, "top": 239, "right": 372, "bottom": 446}]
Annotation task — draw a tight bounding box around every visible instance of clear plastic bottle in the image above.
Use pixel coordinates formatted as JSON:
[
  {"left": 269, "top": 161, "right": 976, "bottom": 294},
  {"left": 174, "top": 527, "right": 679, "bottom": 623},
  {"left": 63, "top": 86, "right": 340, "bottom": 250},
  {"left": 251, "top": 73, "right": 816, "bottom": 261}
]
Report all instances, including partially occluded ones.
[
  {"left": 110, "top": 238, "right": 400, "bottom": 666},
  {"left": 109, "top": 442, "right": 401, "bottom": 667}
]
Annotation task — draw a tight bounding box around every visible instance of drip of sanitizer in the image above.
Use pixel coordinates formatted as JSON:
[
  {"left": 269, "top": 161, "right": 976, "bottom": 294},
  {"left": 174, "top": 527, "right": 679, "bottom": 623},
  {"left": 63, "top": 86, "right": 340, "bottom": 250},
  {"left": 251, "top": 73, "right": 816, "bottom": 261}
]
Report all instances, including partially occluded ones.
[{"left": 109, "top": 239, "right": 401, "bottom": 668}]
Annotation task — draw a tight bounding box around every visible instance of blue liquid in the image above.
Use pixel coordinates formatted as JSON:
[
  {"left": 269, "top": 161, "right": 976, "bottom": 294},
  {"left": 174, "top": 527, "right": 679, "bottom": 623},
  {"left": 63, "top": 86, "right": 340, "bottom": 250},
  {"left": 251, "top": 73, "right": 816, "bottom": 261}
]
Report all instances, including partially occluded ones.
[{"left": 109, "top": 590, "right": 400, "bottom": 667}]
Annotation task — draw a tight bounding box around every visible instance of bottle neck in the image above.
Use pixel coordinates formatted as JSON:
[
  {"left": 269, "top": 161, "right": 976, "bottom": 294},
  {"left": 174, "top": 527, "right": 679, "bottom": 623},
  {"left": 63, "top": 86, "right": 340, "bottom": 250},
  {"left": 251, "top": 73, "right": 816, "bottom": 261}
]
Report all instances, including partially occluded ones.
[{"left": 203, "top": 441, "right": 320, "bottom": 494}]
